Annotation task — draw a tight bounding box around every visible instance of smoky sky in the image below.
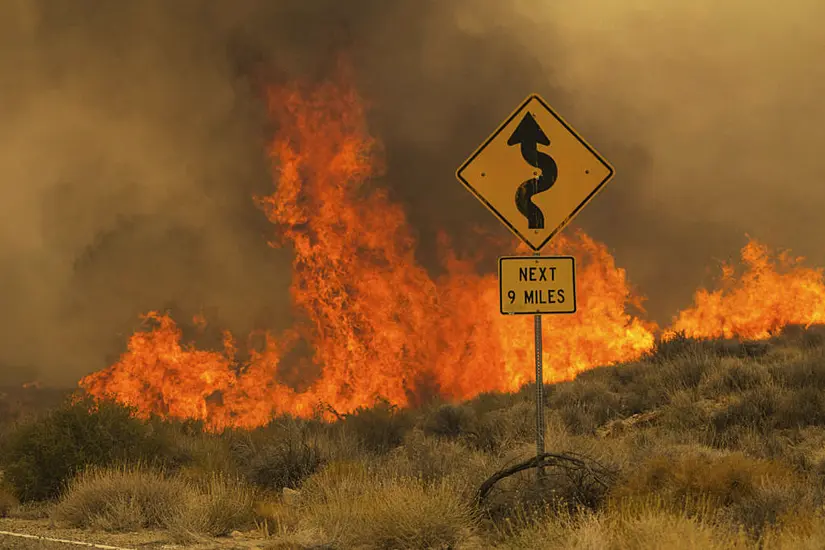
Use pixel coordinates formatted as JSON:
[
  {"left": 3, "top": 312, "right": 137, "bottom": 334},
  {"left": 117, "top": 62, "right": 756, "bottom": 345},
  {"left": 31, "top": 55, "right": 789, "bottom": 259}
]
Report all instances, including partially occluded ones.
[{"left": 1, "top": 0, "right": 823, "bottom": 387}]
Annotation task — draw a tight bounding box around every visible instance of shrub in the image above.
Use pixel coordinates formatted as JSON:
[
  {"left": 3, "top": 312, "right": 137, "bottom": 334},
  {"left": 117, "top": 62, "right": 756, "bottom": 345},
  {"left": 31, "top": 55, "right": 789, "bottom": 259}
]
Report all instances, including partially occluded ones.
[
  {"left": 55, "top": 466, "right": 256, "bottom": 538},
  {"left": 498, "top": 503, "right": 752, "bottom": 550},
  {"left": 170, "top": 473, "right": 257, "bottom": 539},
  {"left": 465, "top": 391, "right": 519, "bottom": 416},
  {"left": 468, "top": 401, "right": 534, "bottom": 452},
  {"left": 0, "top": 483, "right": 17, "bottom": 518},
  {"left": 770, "top": 351, "right": 825, "bottom": 390},
  {"left": 382, "top": 429, "right": 492, "bottom": 497},
  {"left": 172, "top": 434, "right": 238, "bottom": 482},
  {"left": 342, "top": 398, "right": 413, "bottom": 454},
  {"left": 699, "top": 358, "right": 772, "bottom": 398},
  {"left": 722, "top": 476, "right": 814, "bottom": 537},
  {"left": 711, "top": 383, "right": 785, "bottom": 439},
  {"left": 774, "top": 386, "right": 825, "bottom": 430},
  {"left": 244, "top": 438, "right": 324, "bottom": 491},
  {"left": 423, "top": 403, "right": 477, "bottom": 439},
  {"left": 1, "top": 396, "right": 173, "bottom": 501},
  {"left": 54, "top": 465, "right": 188, "bottom": 531},
  {"left": 657, "top": 354, "right": 716, "bottom": 392},
  {"left": 550, "top": 381, "right": 623, "bottom": 435},
  {"left": 295, "top": 471, "right": 479, "bottom": 549},
  {"left": 658, "top": 391, "right": 712, "bottom": 434},
  {"left": 712, "top": 383, "right": 825, "bottom": 439},
  {"left": 609, "top": 448, "right": 803, "bottom": 528},
  {"left": 651, "top": 333, "right": 769, "bottom": 362}
]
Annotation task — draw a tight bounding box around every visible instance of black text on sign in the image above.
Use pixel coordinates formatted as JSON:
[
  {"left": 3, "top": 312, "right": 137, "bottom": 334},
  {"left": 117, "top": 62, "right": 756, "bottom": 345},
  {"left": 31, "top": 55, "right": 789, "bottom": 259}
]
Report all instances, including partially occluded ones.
[{"left": 498, "top": 256, "right": 576, "bottom": 315}]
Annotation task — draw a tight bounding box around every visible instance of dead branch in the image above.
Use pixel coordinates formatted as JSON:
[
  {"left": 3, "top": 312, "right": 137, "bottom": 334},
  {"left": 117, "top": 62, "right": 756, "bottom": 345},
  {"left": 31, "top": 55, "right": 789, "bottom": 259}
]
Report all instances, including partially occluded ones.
[
  {"left": 322, "top": 403, "right": 346, "bottom": 422},
  {"left": 476, "top": 451, "right": 617, "bottom": 504}
]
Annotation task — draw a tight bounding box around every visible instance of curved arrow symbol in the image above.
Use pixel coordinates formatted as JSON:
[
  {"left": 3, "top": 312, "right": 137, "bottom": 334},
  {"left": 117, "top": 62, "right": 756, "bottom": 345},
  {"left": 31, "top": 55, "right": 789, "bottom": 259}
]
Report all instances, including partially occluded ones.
[{"left": 507, "top": 112, "right": 557, "bottom": 229}]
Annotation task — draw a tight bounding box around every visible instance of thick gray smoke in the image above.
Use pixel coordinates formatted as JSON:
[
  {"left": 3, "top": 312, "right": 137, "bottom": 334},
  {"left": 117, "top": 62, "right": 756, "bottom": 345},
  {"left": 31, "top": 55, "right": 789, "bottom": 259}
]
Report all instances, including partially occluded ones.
[{"left": 1, "top": 0, "right": 823, "bottom": 386}]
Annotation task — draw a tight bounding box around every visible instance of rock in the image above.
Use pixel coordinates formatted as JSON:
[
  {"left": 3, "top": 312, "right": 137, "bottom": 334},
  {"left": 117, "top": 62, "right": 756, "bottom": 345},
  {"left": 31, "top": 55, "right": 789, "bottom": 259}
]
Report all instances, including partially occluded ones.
[
  {"left": 283, "top": 486, "right": 301, "bottom": 505},
  {"left": 596, "top": 410, "right": 660, "bottom": 438}
]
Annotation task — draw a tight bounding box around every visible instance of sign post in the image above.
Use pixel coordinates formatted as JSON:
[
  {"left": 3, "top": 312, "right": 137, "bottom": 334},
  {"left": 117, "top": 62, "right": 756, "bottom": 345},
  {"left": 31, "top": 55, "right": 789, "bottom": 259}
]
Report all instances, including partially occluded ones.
[
  {"left": 533, "top": 252, "right": 545, "bottom": 480},
  {"left": 456, "top": 93, "right": 614, "bottom": 485}
]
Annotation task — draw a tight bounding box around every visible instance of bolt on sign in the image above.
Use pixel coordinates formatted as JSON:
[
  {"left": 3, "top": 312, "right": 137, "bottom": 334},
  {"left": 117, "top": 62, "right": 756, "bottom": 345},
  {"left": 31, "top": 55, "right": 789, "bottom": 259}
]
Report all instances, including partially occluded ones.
[
  {"left": 455, "top": 93, "right": 614, "bottom": 252},
  {"left": 499, "top": 256, "right": 576, "bottom": 315}
]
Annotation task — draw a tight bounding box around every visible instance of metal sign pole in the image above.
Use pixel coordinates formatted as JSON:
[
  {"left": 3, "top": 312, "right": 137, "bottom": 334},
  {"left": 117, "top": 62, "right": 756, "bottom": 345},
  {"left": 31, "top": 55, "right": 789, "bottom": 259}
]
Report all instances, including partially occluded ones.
[{"left": 534, "top": 251, "right": 545, "bottom": 484}]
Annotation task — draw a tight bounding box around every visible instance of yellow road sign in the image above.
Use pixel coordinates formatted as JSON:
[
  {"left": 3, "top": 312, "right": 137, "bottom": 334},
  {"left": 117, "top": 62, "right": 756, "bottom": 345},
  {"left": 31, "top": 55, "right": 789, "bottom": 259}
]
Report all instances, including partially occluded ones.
[
  {"left": 456, "top": 94, "right": 614, "bottom": 251},
  {"left": 499, "top": 256, "right": 576, "bottom": 315}
]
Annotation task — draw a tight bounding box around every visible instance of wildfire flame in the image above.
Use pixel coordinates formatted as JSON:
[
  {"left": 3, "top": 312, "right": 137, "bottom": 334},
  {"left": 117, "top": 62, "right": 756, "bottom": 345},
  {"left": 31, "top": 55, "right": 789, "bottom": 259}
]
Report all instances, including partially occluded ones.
[
  {"left": 78, "top": 65, "right": 825, "bottom": 431},
  {"left": 667, "top": 239, "right": 825, "bottom": 340}
]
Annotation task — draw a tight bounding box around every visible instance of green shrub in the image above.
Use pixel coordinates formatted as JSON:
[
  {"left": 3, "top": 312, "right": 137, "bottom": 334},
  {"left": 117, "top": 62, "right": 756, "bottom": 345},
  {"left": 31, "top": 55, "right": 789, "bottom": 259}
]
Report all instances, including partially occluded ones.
[{"left": 0, "top": 395, "right": 173, "bottom": 501}]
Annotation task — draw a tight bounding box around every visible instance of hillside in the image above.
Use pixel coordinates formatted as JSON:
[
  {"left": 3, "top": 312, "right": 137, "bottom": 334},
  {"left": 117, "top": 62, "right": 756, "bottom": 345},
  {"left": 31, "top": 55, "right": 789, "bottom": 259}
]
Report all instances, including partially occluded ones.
[{"left": 2, "top": 326, "right": 825, "bottom": 548}]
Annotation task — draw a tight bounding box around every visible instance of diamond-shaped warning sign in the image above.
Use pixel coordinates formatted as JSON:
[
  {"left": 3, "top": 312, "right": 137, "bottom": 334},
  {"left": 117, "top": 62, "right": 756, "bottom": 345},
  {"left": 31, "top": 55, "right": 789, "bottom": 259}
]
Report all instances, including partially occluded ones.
[{"left": 456, "top": 94, "right": 615, "bottom": 251}]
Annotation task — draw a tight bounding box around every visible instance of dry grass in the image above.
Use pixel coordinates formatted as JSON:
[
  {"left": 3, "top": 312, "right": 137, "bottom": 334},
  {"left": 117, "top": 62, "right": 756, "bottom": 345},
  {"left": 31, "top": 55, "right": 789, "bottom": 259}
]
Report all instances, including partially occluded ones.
[
  {"left": 53, "top": 465, "right": 184, "bottom": 531},
  {"left": 266, "top": 463, "right": 481, "bottom": 549},
  {"left": 0, "top": 482, "right": 18, "bottom": 518},
  {"left": 166, "top": 472, "right": 257, "bottom": 540},
  {"left": 53, "top": 464, "right": 256, "bottom": 539},
  {"left": 492, "top": 500, "right": 754, "bottom": 550}
]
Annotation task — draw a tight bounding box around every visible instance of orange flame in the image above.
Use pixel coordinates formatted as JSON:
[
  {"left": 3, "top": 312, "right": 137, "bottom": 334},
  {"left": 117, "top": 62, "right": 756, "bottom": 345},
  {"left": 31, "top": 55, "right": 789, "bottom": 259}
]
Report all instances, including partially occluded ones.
[
  {"left": 666, "top": 239, "right": 825, "bottom": 340},
  {"left": 77, "top": 65, "right": 825, "bottom": 431},
  {"left": 78, "top": 65, "right": 657, "bottom": 430}
]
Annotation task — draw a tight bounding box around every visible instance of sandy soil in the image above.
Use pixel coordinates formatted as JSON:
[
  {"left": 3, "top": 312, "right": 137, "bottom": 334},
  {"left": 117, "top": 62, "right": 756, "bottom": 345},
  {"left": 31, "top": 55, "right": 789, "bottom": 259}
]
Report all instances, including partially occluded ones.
[{"left": 0, "top": 518, "right": 269, "bottom": 549}]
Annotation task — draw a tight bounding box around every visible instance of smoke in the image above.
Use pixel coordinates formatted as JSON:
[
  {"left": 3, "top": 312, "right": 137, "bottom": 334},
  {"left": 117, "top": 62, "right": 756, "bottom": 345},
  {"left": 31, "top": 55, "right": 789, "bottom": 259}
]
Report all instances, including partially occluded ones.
[{"left": 0, "top": 0, "right": 823, "bottom": 386}]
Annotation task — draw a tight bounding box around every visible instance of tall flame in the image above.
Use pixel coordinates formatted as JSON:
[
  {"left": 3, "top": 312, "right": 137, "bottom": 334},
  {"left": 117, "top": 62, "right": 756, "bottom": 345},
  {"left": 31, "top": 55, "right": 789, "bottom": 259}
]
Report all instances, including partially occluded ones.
[
  {"left": 667, "top": 239, "right": 825, "bottom": 340},
  {"left": 78, "top": 65, "right": 825, "bottom": 431}
]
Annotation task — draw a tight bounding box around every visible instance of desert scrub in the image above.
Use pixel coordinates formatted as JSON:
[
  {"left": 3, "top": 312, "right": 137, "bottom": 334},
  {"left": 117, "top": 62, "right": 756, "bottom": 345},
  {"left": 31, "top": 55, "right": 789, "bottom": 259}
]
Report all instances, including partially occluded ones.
[
  {"left": 609, "top": 447, "right": 812, "bottom": 536},
  {"left": 54, "top": 465, "right": 188, "bottom": 531},
  {"left": 698, "top": 357, "right": 772, "bottom": 398},
  {"left": 712, "top": 382, "right": 825, "bottom": 440},
  {"left": 0, "top": 481, "right": 18, "bottom": 517},
  {"left": 341, "top": 398, "right": 414, "bottom": 454},
  {"left": 288, "top": 467, "right": 479, "bottom": 549},
  {"left": 467, "top": 401, "right": 534, "bottom": 452},
  {"left": 423, "top": 402, "right": 477, "bottom": 439},
  {"left": 55, "top": 465, "right": 257, "bottom": 538},
  {"left": 168, "top": 472, "right": 257, "bottom": 539},
  {"left": 0, "top": 396, "right": 174, "bottom": 501},
  {"left": 243, "top": 437, "right": 324, "bottom": 491},
  {"left": 380, "top": 429, "right": 493, "bottom": 498},
  {"left": 491, "top": 501, "right": 752, "bottom": 550}
]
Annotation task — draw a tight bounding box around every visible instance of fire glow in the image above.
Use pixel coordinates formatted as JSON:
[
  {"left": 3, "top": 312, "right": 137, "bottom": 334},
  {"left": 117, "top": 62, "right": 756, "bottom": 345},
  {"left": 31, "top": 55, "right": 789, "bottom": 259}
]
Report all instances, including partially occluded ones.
[{"left": 78, "top": 66, "right": 825, "bottom": 431}]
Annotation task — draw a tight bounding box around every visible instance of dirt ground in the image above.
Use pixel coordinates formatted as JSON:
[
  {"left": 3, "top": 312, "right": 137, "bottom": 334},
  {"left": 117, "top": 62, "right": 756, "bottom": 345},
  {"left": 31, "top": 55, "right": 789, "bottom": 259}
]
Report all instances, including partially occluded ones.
[{"left": 0, "top": 518, "right": 269, "bottom": 549}]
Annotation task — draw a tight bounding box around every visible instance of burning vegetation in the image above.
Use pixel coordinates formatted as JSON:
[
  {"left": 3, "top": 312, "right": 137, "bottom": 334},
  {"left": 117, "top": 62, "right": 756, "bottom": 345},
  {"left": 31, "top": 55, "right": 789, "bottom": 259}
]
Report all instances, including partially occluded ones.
[{"left": 77, "top": 66, "right": 825, "bottom": 432}]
